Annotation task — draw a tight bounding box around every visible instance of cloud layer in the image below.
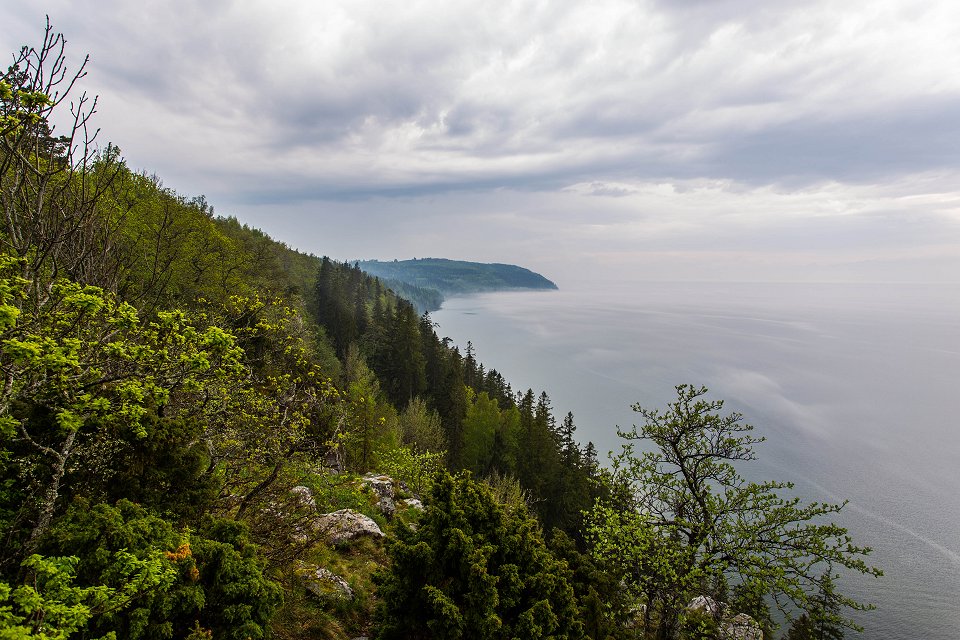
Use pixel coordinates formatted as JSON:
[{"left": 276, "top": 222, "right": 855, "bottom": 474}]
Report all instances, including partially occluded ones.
[{"left": 4, "top": 0, "right": 959, "bottom": 282}]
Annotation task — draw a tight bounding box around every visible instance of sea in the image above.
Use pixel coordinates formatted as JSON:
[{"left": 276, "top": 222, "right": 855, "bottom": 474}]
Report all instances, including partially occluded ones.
[{"left": 430, "top": 281, "right": 960, "bottom": 640}]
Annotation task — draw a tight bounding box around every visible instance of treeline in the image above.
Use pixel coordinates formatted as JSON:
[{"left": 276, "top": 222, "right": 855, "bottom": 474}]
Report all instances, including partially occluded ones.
[{"left": 313, "top": 257, "right": 601, "bottom": 533}]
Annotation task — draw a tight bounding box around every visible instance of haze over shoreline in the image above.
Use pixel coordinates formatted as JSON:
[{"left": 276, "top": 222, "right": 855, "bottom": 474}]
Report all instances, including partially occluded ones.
[{"left": 432, "top": 281, "right": 960, "bottom": 640}]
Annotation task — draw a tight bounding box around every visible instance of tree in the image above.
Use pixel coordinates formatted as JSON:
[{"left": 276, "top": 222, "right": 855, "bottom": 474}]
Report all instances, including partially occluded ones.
[
  {"left": 375, "top": 472, "right": 584, "bottom": 640},
  {"left": 0, "top": 553, "right": 154, "bottom": 639},
  {"left": 0, "top": 254, "right": 246, "bottom": 567},
  {"left": 398, "top": 396, "right": 447, "bottom": 455},
  {"left": 1, "top": 19, "right": 125, "bottom": 293},
  {"left": 587, "top": 385, "right": 881, "bottom": 639},
  {"left": 785, "top": 568, "right": 846, "bottom": 640},
  {"left": 40, "top": 500, "right": 281, "bottom": 640}
]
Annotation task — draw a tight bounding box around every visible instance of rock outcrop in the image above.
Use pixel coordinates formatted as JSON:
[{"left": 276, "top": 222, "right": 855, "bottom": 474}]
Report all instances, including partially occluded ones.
[
  {"left": 398, "top": 497, "right": 424, "bottom": 511},
  {"left": 722, "top": 613, "right": 763, "bottom": 640},
  {"left": 289, "top": 485, "right": 316, "bottom": 509},
  {"left": 314, "top": 509, "right": 385, "bottom": 545},
  {"left": 295, "top": 562, "right": 354, "bottom": 601},
  {"left": 362, "top": 473, "right": 397, "bottom": 517},
  {"left": 687, "top": 595, "right": 764, "bottom": 640}
]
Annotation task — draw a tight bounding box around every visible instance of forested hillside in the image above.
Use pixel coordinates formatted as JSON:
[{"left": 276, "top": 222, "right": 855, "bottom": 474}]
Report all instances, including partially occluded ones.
[
  {"left": 356, "top": 258, "right": 558, "bottom": 312},
  {"left": 0, "top": 24, "right": 879, "bottom": 640}
]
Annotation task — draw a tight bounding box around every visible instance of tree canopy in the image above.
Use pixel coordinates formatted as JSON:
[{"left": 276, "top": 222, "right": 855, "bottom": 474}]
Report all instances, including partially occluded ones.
[
  {"left": 375, "top": 472, "right": 584, "bottom": 640},
  {"left": 587, "top": 385, "right": 881, "bottom": 638}
]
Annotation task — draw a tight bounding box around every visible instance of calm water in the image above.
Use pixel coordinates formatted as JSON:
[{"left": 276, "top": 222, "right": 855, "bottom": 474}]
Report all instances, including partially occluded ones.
[{"left": 431, "top": 282, "right": 960, "bottom": 640}]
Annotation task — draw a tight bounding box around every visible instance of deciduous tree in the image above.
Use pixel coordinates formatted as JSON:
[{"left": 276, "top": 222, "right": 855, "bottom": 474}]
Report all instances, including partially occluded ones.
[{"left": 588, "top": 385, "right": 880, "bottom": 639}]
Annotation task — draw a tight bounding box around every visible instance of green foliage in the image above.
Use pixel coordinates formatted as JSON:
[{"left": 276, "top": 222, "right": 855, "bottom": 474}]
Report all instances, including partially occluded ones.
[
  {"left": 461, "top": 389, "right": 502, "bottom": 474},
  {"left": 39, "top": 500, "right": 281, "bottom": 640},
  {"left": 677, "top": 609, "right": 719, "bottom": 640},
  {"left": 190, "top": 519, "right": 283, "bottom": 640},
  {"left": 0, "top": 555, "right": 116, "bottom": 639},
  {"left": 480, "top": 471, "right": 530, "bottom": 514},
  {"left": 548, "top": 530, "right": 637, "bottom": 640},
  {"left": 729, "top": 578, "right": 774, "bottom": 639},
  {"left": 376, "top": 445, "right": 445, "bottom": 496},
  {"left": 587, "top": 385, "right": 881, "bottom": 638},
  {"left": 375, "top": 472, "right": 584, "bottom": 640},
  {"left": 40, "top": 500, "right": 189, "bottom": 639},
  {"left": 0, "top": 257, "right": 248, "bottom": 562},
  {"left": 784, "top": 569, "right": 846, "bottom": 640},
  {"left": 398, "top": 397, "right": 447, "bottom": 455}
]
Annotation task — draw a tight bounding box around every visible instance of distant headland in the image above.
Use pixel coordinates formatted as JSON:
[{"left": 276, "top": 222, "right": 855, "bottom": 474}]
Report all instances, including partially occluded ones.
[{"left": 356, "top": 258, "right": 558, "bottom": 312}]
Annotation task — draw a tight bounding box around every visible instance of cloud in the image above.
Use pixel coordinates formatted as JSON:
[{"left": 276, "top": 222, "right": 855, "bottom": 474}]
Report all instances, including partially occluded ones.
[{"left": 3, "top": 0, "right": 959, "bottom": 282}]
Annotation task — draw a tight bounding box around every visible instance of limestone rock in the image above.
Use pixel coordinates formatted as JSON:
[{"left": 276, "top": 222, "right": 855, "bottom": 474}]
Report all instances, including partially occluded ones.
[
  {"left": 362, "top": 474, "right": 398, "bottom": 517},
  {"left": 398, "top": 498, "right": 424, "bottom": 511},
  {"left": 289, "top": 485, "right": 316, "bottom": 510},
  {"left": 362, "top": 474, "right": 395, "bottom": 499},
  {"left": 686, "top": 596, "right": 764, "bottom": 640},
  {"left": 295, "top": 563, "right": 354, "bottom": 601},
  {"left": 688, "top": 595, "right": 723, "bottom": 617},
  {"left": 314, "top": 509, "right": 385, "bottom": 545},
  {"left": 722, "top": 613, "right": 763, "bottom": 640}
]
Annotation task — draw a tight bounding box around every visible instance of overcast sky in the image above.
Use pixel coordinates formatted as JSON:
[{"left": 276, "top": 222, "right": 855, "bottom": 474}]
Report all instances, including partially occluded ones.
[{"left": 5, "top": 1, "right": 960, "bottom": 285}]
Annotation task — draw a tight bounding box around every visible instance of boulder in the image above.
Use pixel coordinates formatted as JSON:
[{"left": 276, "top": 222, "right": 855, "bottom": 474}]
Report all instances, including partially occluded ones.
[
  {"left": 362, "top": 474, "right": 398, "bottom": 517},
  {"left": 722, "top": 613, "right": 763, "bottom": 640},
  {"left": 688, "top": 594, "right": 723, "bottom": 617},
  {"left": 289, "top": 485, "right": 316, "bottom": 510},
  {"left": 295, "top": 563, "right": 354, "bottom": 601},
  {"left": 686, "top": 596, "right": 764, "bottom": 640},
  {"left": 398, "top": 498, "right": 424, "bottom": 511},
  {"left": 377, "top": 496, "right": 396, "bottom": 517},
  {"left": 314, "top": 509, "right": 385, "bottom": 545},
  {"left": 362, "top": 474, "right": 395, "bottom": 499}
]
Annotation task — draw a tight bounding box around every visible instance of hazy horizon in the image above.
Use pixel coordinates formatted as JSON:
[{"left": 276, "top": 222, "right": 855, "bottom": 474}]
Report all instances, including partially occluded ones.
[{"left": 4, "top": 1, "right": 959, "bottom": 285}]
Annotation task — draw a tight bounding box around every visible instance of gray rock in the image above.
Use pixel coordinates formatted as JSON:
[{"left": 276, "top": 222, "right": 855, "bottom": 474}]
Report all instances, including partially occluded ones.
[
  {"left": 289, "top": 485, "right": 316, "bottom": 510},
  {"left": 362, "top": 474, "right": 395, "bottom": 499},
  {"left": 377, "top": 496, "right": 396, "bottom": 517},
  {"left": 398, "top": 498, "right": 424, "bottom": 511},
  {"left": 314, "top": 508, "right": 385, "bottom": 545},
  {"left": 722, "top": 613, "right": 763, "bottom": 640},
  {"left": 362, "top": 474, "right": 399, "bottom": 517},
  {"left": 295, "top": 563, "right": 354, "bottom": 601},
  {"left": 687, "top": 596, "right": 763, "bottom": 640}
]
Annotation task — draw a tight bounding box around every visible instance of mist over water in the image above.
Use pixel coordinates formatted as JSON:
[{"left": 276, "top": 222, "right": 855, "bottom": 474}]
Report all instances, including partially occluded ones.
[{"left": 431, "top": 281, "right": 960, "bottom": 640}]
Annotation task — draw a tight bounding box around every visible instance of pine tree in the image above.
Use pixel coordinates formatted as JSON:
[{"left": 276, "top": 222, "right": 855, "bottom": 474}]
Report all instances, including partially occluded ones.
[{"left": 375, "top": 473, "right": 584, "bottom": 640}]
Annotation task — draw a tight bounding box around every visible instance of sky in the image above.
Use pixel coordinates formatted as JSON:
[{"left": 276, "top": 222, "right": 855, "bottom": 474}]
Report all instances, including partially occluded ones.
[{"left": 5, "top": 0, "right": 960, "bottom": 286}]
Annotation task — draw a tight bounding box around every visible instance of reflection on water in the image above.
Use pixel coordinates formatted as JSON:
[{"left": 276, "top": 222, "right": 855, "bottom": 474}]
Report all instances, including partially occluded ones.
[{"left": 431, "top": 282, "right": 960, "bottom": 640}]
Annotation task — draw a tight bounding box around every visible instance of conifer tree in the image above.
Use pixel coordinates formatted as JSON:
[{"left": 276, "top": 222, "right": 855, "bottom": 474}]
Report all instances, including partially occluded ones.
[{"left": 375, "top": 472, "right": 584, "bottom": 640}]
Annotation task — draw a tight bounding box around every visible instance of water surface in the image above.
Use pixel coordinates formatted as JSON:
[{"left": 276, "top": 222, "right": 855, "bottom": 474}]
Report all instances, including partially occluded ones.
[{"left": 431, "top": 282, "right": 960, "bottom": 640}]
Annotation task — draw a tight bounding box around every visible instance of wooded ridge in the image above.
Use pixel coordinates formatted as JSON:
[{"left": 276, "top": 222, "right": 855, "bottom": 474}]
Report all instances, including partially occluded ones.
[{"left": 356, "top": 258, "right": 558, "bottom": 312}]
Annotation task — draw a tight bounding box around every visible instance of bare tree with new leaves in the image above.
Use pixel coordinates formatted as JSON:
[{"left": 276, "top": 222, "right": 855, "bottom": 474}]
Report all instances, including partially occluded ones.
[{"left": 0, "top": 18, "right": 126, "bottom": 299}]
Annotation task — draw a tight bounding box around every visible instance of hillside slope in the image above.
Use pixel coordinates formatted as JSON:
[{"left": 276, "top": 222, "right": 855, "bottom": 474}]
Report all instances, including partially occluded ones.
[{"left": 357, "top": 258, "right": 558, "bottom": 311}]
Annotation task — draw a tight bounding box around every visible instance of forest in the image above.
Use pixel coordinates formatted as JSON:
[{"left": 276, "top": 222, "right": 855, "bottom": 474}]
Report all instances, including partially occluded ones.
[
  {"left": 355, "top": 259, "right": 558, "bottom": 312},
  {"left": 0, "top": 24, "right": 879, "bottom": 640}
]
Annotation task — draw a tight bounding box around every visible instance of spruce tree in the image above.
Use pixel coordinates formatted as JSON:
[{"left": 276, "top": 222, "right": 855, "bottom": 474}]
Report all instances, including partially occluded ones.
[{"left": 375, "top": 472, "right": 584, "bottom": 640}]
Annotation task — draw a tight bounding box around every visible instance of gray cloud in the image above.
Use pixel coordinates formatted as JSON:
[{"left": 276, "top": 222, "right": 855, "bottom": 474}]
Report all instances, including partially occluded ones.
[{"left": 3, "top": 0, "right": 959, "bottom": 282}]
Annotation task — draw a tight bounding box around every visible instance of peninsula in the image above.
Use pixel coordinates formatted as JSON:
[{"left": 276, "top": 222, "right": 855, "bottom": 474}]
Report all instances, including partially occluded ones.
[{"left": 356, "top": 258, "right": 558, "bottom": 312}]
